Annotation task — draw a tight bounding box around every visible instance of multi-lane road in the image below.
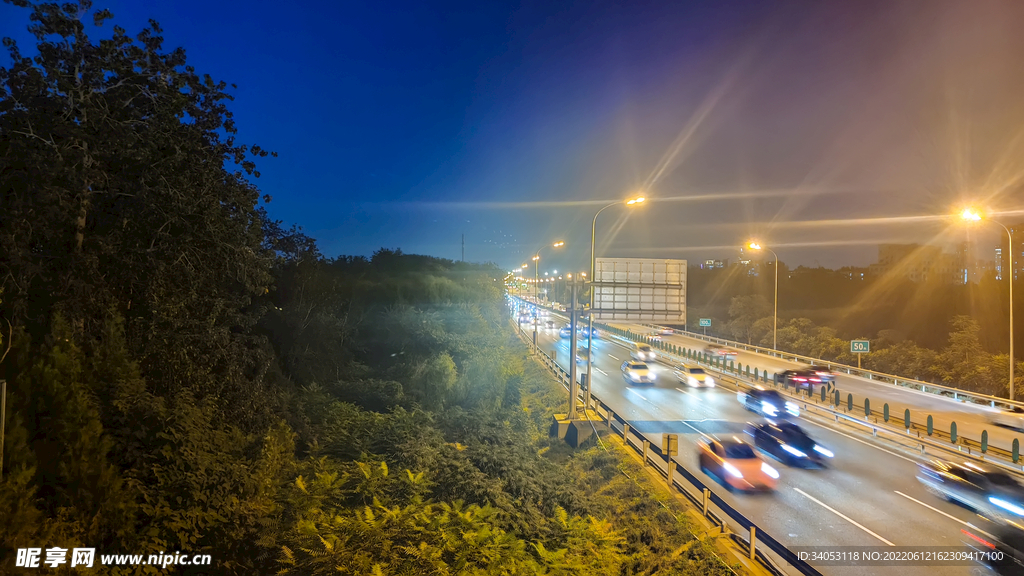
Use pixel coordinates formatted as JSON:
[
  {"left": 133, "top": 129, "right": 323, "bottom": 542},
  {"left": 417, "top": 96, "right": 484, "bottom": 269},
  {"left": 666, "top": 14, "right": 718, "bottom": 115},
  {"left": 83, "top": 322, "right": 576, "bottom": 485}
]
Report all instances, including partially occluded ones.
[
  {"left": 515, "top": 304, "right": 1015, "bottom": 576},
  {"left": 608, "top": 322, "right": 1023, "bottom": 455}
]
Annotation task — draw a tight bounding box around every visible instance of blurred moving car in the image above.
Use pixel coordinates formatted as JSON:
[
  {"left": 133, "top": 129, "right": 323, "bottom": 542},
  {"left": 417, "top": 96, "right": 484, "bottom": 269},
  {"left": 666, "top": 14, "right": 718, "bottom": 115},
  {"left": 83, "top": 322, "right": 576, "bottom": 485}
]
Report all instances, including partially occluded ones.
[
  {"left": 746, "top": 421, "right": 832, "bottom": 467},
  {"left": 740, "top": 389, "right": 800, "bottom": 418},
  {"left": 649, "top": 332, "right": 663, "bottom": 342},
  {"left": 621, "top": 361, "right": 656, "bottom": 385},
  {"left": 575, "top": 347, "right": 590, "bottom": 364},
  {"left": 545, "top": 319, "right": 556, "bottom": 329},
  {"left": 989, "top": 407, "right": 1024, "bottom": 431},
  {"left": 774, "top": 369, "right": 835, "bottom": 392},
  {"left": 658, "top": 328, "right": 674, "bottom": 335},
  {"left": 630, "top": 342, "right": 656, "bottom": 362},
  {"left": 917, "top": 460, "right": 1024, "bottom": 522},
  {"left": 674, "top": 364, "right": 714, "bottom": 388},
  {"left": 705, "top": 344, "right": 738, "bottom": 359},
  {"left": 962, "top": 520, "right": 1024, "bottom": 576},
  {"left": 698, "top": 437, "right": 779, "bottom": 492},
  {"left": 559, "top": 326, "right": 573, "bottom": 338}
]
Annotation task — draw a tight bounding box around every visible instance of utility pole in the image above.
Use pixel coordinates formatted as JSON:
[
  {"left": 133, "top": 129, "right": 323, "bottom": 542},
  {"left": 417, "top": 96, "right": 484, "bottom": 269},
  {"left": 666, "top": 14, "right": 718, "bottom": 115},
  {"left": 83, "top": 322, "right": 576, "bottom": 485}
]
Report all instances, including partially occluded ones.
[
  {"left": 0, "top": 379, "right": 6, "bottom": 481},
  {"left": 568, "top": 280, "right": 579, "bottom": 420}
]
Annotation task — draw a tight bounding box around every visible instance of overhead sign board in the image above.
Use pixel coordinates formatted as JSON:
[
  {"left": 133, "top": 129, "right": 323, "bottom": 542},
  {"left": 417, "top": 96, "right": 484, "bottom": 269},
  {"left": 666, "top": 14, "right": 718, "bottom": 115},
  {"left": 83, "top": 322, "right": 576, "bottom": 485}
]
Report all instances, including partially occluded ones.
[
  {"left": 851, "top": 340, "right": 870, "bottom": 353},
  {"left": 699, "top": 318, "right": 712, "bottom": 327}
]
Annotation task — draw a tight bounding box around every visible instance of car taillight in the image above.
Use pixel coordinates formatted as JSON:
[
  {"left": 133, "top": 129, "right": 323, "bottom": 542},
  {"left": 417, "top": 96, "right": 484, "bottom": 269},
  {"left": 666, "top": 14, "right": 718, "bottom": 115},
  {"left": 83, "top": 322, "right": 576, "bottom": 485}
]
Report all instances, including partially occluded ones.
[{"left": 961, "top": 529, "right": 996, "bottom": 549}]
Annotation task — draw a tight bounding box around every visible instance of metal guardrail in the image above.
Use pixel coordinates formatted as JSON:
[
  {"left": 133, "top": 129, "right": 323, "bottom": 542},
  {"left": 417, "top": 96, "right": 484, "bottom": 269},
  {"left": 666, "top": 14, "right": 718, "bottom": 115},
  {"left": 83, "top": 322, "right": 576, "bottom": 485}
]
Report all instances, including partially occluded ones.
[
  {"left": 509, "top": 312, "right": 821, "bottom": 576},
  {"left": 629, "top": 321, "right": 1022, "bottom": 411}
]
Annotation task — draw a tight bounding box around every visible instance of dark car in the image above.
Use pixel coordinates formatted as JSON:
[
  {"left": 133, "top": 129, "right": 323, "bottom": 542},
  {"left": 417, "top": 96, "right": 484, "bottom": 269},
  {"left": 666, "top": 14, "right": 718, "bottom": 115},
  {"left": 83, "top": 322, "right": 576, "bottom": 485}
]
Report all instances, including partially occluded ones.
[
  {"left": 917, "top": 460, "right": 1024, "bottom": 522},
  {"left": 545, "top": 320, "right": 556, "bottom": 329},
  {"left": 774, "top": 369, "right": 836, "bottom": 392},
  {"left": 559, "top": 326, "right": 572, "bottom": 339},
  {"left": 741, "top": 389, "right": 800, "bottom": 418},
  {"left": 962, "top": 520, "right": 1024, "bottom": 576},
  {"left": 747, "top": 421, "right": 833, "bottom": 467},
  {"left": 575, "top": 347, "right": 590, "bottom": 364}
]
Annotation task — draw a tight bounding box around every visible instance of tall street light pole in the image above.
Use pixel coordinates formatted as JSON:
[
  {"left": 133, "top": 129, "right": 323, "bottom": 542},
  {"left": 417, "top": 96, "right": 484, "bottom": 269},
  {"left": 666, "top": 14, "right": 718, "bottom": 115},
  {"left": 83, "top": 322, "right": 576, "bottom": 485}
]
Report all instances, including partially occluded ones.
[
  {"left": 586, "top": 196, "right": 646, "bottom": 406},
  {"left": 962, "top": 209, "right": 1015, "bottom": 400},
  {"left": 748, "top": 242, "right": 779, "bottom": 350}
]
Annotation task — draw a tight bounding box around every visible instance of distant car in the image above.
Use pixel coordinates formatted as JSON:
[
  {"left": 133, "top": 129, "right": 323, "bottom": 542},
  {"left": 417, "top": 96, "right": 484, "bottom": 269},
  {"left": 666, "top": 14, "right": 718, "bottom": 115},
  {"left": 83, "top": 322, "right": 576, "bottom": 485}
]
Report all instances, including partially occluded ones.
[
  {"left": 545, "top": 320, "right": 556, "bottom": 329},
  {"left": 917, "top": 460, "right": 1024, "bottom": 522},
  {"left": 559, "top": 326, "right": 572, "bottom": 339},
  {"left": 649, "top": 332, "right": 663, "bottom": 342},
  {"left": 740, "top": 389, "right": 799, "bottom": 418},
  {"left": 705, "top": 344, "right": 738, "bottom": 359},
  {"left": 674, "top": 364, "right": 714, "bottom": 388},
  {"left": 630, "top": 343, "right": 656, "bottom": 362},
  {"left": 774, "top": 368, "right": 836, "bottom": 391},
  {"left": 578, "top": 326, "right": 599, "bottom": 339},
  {"left": 746, "top": 421, "right": 832, "bottom": 467},
  {"left": 658, "top": 328, "right": 674, "bottom": 335},
  {"left": 989, "top": 407, "right": 1024, "bottom": 431},
  {"left": 621, "top": 361, "right": 656, "bottom": 385},
  {"left": 698, "top": 437, "right": 779, "bottom": 492}
]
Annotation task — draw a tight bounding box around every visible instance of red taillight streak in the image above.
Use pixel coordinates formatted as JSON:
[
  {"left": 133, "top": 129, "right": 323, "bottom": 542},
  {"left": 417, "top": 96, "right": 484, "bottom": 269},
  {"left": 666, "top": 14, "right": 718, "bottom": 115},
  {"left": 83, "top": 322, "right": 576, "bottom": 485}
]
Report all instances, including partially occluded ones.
[{"left": 961, "top": 529, "right": 995, "bottom": 549}]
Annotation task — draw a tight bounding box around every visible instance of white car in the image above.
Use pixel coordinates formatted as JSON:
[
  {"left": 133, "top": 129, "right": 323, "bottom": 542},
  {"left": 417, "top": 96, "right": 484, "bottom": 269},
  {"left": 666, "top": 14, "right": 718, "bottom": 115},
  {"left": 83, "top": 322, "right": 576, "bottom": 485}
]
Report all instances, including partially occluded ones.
[
  {"left": 989, "top": 407, "right": 1024, "bottom": 431},
  {"left": 621, "top": 361, "right": 656, "bottom": 385},
  {"left": 658, "top": 328, "right": 674, "bottom": 335}
]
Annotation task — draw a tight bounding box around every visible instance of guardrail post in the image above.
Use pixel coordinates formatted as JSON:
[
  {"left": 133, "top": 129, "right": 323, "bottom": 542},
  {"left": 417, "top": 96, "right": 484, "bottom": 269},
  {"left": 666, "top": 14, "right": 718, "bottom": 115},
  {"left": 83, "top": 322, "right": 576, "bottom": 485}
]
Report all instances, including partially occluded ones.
[
  {"left": 763, "top": 369, "right": 769, "bottom": 383},
  {"left": 926, "top": 415, "right": 933, "bottom": 436},
  {"left": 883, "top": 403, "right": 889, "bottom": 422},
  {"left": 607, "top": 411, "right": 615, "bottom": 433},
  {"left": 847, "top": 393, "right": 853, "bottom": 412},
  {"left": 864, "top": 398, "right": 871, "bottom": 418},
  {"left": 642, "top": 440, "right": 650, "bottom": 466},
  {"left": 749, "top": 526, "right": 757, "bottom": 560},
  {"left": 702, "top": 488, "right": 710, "bottom": 517},
  {"left": 904, "top": 409, "right": 911, "bottom": 431},
  {"left": 667, "top": 460, "right": 675, "bottom": 489},
  {"left": 833, "top": 389, "right": 840, "bottom": 407},
  {"left": 950, "top": 422, "right": 957, "bottom": 444},
  {"left": 820, "top": 386, "right": 826, "bottom": 402},
  {"left": 622, "top": 422, "right": 630, "bottom": 443},
  {"left": 981, "top": 430, "right": 988, "bottom": 454},
  {"left": 1014, "top": 439, "right": 1019, "bottom": 463}
]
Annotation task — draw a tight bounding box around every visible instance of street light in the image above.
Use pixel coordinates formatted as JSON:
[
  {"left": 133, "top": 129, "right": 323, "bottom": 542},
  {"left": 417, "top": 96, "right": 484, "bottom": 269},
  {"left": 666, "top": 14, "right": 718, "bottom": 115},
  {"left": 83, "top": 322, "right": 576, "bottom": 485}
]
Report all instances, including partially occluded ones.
[
  {"left": 586, "top": 195, "right": 647, "bottom": 410},
  {"left": 534, "top": 241, "right": 565, "bottom": 304},
  {"left": 748, "top": 241, "right": 780, "bottom": 350},
  {"left": 962, "top": 208, "right": 1014, "bottom": 400}
]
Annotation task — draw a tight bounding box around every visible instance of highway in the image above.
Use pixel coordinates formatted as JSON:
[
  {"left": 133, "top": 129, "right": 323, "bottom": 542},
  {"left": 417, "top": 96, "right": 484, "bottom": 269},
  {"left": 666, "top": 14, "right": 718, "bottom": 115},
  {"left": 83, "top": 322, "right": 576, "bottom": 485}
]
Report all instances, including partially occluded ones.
[
  {"left": 515, "top": 306, "right": 1012, "bottom": 576},
  {"left": 610, "top": 323, "right": 1024, "bottom": 456}
]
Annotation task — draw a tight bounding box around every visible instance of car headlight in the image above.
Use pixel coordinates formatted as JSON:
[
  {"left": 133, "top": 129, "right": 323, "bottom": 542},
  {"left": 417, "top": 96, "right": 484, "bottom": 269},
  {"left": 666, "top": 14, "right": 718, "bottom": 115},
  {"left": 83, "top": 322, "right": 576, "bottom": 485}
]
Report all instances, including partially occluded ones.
[
  {"left": 785, "top": 402, "right": 800, "bottom": 416},
  {"left": 723, "top": 463, "right": 744, "bottom": 478},
  {"left": 813, "top": 445, "right": 834, "bottom": 458},
  {"left": 688, "top": 377, "right": 698, "bottom": 386},
  {"left": 761, "top": 462, "right": 780, "bottom": 479},
  {"left": 989, "top": 497, "right": 1024, "bottom": 516},
  {"left": 781, "top": 444, "right": 806, "bottom": 458},
  {"left": 762, "top": 402, "right": 777, "bottom": 415},
  {"left": 629, "top": 371, "right": 640, "bottom": 380},
  {"left": 705, "top": 376, "right": 715, "bottom": 386},
  {"left": 649, "top": 372, "right": 657, "bottom": 380}
]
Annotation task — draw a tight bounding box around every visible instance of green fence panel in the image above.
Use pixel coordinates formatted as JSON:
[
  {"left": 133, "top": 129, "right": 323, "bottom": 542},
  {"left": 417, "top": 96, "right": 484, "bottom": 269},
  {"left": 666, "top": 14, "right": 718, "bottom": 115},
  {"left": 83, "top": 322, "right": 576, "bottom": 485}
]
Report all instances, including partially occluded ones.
[
  {"left": 904, "top": 409, "right": 910, "bottom": 429},
  {"left": 1014, "top": 439, "right": 1020, "bottom": 463},
  {"left": 981, "top": 430, "right": 988, "bottom": 453},
  {"left": 883, "top": 403, "right": 889, "bottom": 422},
  {"left": 926, "top": 415, "right": 933, "bottom": 436},
  {"left": 847, "top": 393, "right": 853, "bottom": 411},
  {"left": 864, "top": 398, "right": 871, "bottom": 417},
  {"left": 950, "top": 422, "right": 957, "bottom": 444}
]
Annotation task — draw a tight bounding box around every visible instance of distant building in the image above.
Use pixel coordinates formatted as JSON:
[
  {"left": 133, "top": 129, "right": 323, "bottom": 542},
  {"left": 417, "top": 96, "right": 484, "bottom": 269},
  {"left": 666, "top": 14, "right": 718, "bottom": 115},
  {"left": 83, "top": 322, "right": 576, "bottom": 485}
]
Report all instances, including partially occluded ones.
[
  {"left": 995, "top": 222, "right": 1024, "bottom": 281},
  {"left": 869, "top": 243, "right": 964, "bottom": 284}
]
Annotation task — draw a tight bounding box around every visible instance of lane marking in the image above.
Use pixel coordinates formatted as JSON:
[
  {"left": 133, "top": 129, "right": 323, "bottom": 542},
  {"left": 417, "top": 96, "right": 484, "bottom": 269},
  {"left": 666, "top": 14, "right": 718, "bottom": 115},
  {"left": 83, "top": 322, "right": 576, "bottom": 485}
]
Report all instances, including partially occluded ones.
[
  {"left": 676, "top": 387, "right": 703, "bottom": 401},
  {"left": 627, "top": 389, "right": 648, "bottom": 401},
  {"left": 594, "top": 367, "right": 608, "bottom": 376},
  {"left": 892, "top": 491, "right": 993, "bottom": 537},
  {"left": 608, "top": 354, "right": 620, "bottom": 360},
  {"left": 793, "top": 488, "right": 895, "bottom": 546}
]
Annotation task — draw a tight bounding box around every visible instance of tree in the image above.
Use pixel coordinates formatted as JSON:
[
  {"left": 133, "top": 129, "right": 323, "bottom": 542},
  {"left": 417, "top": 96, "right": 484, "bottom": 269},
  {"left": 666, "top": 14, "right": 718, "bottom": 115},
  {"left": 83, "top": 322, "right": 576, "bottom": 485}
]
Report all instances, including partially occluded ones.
[{"left": 726, "top": 295, "right": 770, "bottom": 343}]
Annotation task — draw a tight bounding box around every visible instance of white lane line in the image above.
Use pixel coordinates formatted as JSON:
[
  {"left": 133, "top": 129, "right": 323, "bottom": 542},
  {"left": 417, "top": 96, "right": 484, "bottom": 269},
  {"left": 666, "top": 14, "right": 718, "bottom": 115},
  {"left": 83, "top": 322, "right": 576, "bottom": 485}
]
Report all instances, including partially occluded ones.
[
  {"left": 627, "top": 389, "right": 648, "bottom": 401},
  {"left": 892, "top": 491, "right": 995, "bottom": 537},
  {"left": 794, "top": 488, "right": 895, "bottom": 546},
  {"left": 594, "top": 367, "right": 608, "bottom": 376},
  {"left": 608, "top": 354, "right": 620, "bottom": 360},
  {"left": 676, "top": 387, "right": 703, "bottom": 401}
]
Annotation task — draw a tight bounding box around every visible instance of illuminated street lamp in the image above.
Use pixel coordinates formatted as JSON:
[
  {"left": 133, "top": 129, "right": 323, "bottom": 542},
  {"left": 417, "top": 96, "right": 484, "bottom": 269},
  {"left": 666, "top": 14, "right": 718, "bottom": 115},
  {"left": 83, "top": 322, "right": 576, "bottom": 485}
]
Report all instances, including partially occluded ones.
[
  {"left": 585, "top": 195, "right": 647, "bottom": 413},
  {"left": 962, "top": 208, "right": 1014, "bottom": 400},
  {"left": 748, "top": 241, "right": 780, "bottom": 351},
  {"left": 534, "top": 241, "right": 565, "bottom": 304}
]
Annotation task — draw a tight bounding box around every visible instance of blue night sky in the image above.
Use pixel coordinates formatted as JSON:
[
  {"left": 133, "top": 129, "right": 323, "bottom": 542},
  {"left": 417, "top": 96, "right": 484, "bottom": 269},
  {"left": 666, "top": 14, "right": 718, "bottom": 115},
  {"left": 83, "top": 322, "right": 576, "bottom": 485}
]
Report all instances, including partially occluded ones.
[{"left": 4, "top": 0, "right": 1024, "bottom": 271}]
